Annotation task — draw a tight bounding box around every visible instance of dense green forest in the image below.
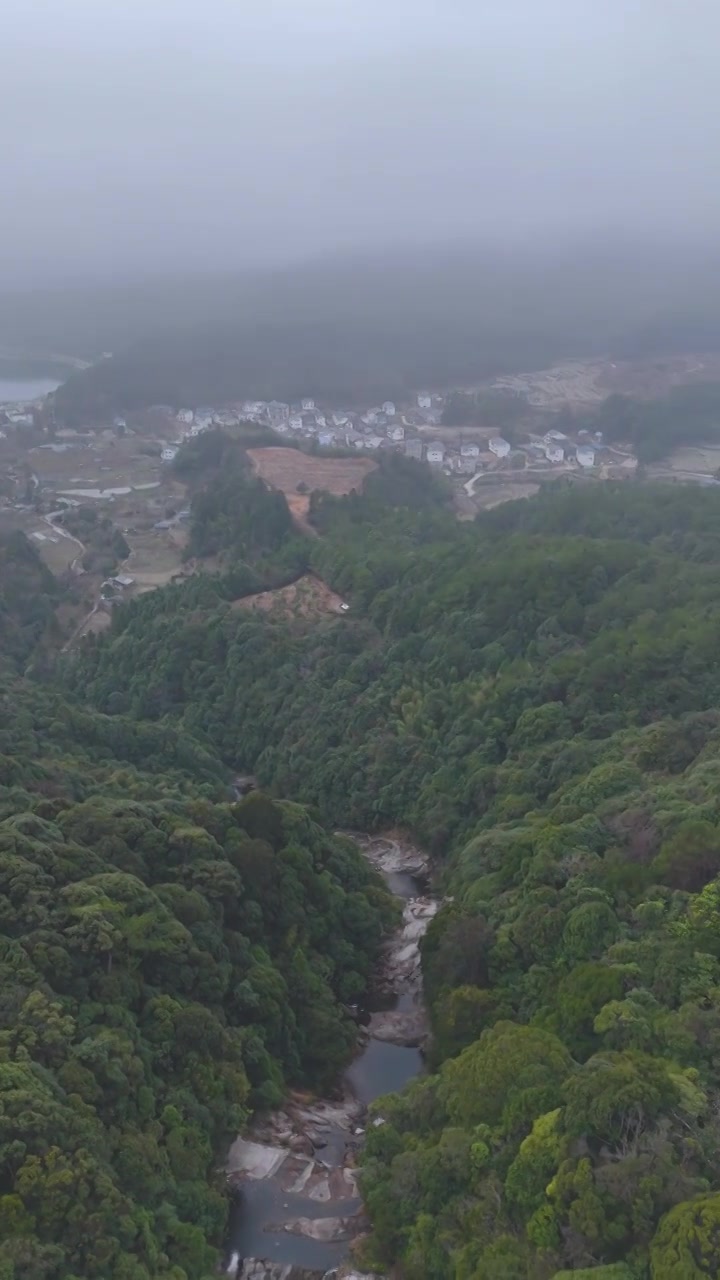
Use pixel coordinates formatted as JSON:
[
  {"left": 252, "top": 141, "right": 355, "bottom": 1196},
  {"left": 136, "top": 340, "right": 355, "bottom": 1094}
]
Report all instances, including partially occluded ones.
[
  {"left": 69, "top": 474, "right": 720, "bottom": 1277},
  {"left": 0, "top": 536, "right": 395, "bottom": 1279}
]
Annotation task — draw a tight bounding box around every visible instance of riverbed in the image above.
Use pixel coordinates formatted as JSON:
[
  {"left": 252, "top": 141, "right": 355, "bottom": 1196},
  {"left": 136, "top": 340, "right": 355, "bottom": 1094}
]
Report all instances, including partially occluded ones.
[{"left": 224, "top": 835, "right": 436, "bottom": 1279}]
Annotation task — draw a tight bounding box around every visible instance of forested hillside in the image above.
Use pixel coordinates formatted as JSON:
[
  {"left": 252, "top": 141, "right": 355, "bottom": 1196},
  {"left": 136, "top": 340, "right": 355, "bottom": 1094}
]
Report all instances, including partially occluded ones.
[
  {"left": 70, "top": 477, "right": 720, "bottom": 1278},
  {"left": 0, "top": 555, "right": 395, "bottom": 1279},
  {"left": 41, "top": 241, "right": 720, "bottom": 423}
]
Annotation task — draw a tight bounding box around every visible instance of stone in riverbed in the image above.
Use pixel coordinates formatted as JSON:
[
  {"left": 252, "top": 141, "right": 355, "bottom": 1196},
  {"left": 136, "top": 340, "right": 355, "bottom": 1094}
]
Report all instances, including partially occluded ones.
[
  {"left": 281, "top": 1214, "right": 358, "bottom": 1242},
  {"left": 368, "top": 1008, "right": 428, "bottom": 1047},
  {"left": 227, "top": 1136, "right": 288, "bottom": 1179}
]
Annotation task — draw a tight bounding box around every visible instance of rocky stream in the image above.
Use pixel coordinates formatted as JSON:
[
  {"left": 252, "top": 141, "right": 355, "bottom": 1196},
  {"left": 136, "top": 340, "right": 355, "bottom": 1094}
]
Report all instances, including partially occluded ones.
[{"left": 222, "top": 834, "right": 438, "bottom": 1280}]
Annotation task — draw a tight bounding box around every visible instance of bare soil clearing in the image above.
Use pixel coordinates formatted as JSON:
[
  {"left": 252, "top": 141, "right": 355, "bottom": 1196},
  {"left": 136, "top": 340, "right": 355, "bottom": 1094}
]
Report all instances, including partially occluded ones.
[
  {"left": 232, "top": 574, "right": 347, "bottom": 621},
  {"left": 471, "top": 482, "right": 540, "bottom": 510},
  {"left": 652, "top": 443, "right": 720, "bottom": 476},
  {"left": 247, "top": 448, "right": 376, "bottom": 501}
]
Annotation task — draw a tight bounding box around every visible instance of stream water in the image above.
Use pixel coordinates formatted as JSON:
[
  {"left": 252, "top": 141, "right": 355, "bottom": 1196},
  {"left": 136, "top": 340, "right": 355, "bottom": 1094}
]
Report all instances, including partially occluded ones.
[{"left": 224, "top": 836, "right": 436, "bottom": 1279}]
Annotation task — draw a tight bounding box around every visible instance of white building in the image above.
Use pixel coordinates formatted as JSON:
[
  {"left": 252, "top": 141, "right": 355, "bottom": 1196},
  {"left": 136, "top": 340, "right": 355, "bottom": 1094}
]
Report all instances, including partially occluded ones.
[
  {"left": 332, "top": 412, "right": 349, "bottom": 428},
  {"left": 382, "top": 400, "right": 396, "bottom": 417},
  {"left": 318, "top": 430, "right": 336, "bottom": 447},
  {"left": 361, "top": 411, "right": 378, "bottom": 427},
  {"left": 388, "top": 424, "right": 405, "bottom": 442},
  {"left": 544, "top": 444, "right": 564, "bottom": 463},
  {"left": 418, "top": 393, "right": 432, "bottom": 410},
  {"left": 176, "top": 409, "right": 194, "bottom": 424},
  {"left": 301, "top": 398, "right": 316, "bottom": 412},
  {"left": 576, "top": 446, "right": 596, "bottom": 468},
  {"left": 489, "top": 436, "right": 511, "bottom": 458},
  {"left": 315, "top": 413, "right": 327, "bottom": 428},
  {"left": 544, "top": 429, "right": 568, "bottom": 444},
  {"left": 194, "top": 413, "right": 213, "bottom": 431},
  {"left": 461, "top": 443, "right": 480, "bottom": 458},
  {"left": 366, "top": 434, "right": 384, "bottom": 450},
  {"left": 161, "top": 445, "right": 179, "bottom": 462},
  {"left": 289, "top": 414, "right": 303, "bottom": 431},
  {"left": 427, "top": 442, "right": 445, "bottom": 465}
]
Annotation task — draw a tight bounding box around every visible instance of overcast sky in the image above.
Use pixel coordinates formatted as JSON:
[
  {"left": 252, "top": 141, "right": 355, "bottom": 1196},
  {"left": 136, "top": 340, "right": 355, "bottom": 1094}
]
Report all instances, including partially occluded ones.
[{"left": 2, "top": 0, "right": 720, "bottom": 283}]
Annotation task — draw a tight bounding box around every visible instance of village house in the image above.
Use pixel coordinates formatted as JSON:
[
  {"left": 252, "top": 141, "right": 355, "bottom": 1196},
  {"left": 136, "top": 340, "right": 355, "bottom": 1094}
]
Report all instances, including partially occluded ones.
[
  {"left": 176, "top": 409, "right": 194, "bottom": 424},
  {"left": 427, "top": 442, "right": 445, "bottom": 465},
  {"left": 544, "top": 429, "right": 568, "bottom": 444},
  {"left": 576, "top": 446, "right": 596, "bottom": 468},
  {"left": 315, "top": 413, "right": 327, "bottom": 428},
  {"left": 382, "top": 400, "right": 396, "bottom": 417},
  {"left": 301, "top": 398, "right": 316, "bottom": 412},
  {"left": 161, "top": 445, "right": 179, "bottom": 462},
  {"left": 332, "top": 412, "right": 349, "bottom": 428},
  {"left": 388, "top": 424, "right": 405, "bottom": 442},
  {"left": 318, "top": 429, "right": 336, "bottom": 447},
  {"left": 544, "top": 443, "right": 564, "bottom": 464},
  {"left": 103, "top": 573, "right": 135, "bottom": 591},
  {"left": 489, "top": 436, "right": 511, "bottom": 458},
  {"left": 289, "top": 413, "right": 304, "bottom": 431},
  {"left": 460, "top": 442, "right": 480, "bottom": 458},
  {"left": 194, "top": 412, "right": 213, "bottom": 431},
  {"left": 267, "top": 401, "right": 290, "bottom": 423},
  {"left": 418, "top": 393, "right": 432, "bottom": 410},
  {"left": 361, "top": 411, "right": 378, "bottom": 427},
  {"left": 366, "top": 434, "right": 384, "bottom": 450}
]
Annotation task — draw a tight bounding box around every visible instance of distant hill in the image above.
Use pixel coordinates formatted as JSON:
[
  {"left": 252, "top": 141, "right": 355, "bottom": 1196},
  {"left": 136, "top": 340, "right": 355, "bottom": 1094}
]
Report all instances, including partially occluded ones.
[{"left": 19, "top": 237, "right": 720, "bottom": 420}]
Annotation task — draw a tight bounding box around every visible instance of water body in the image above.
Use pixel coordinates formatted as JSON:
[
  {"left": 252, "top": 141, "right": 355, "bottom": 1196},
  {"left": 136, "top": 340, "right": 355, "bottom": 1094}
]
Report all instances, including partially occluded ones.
[
  {"left": 0, "top": 377, "right": 60, "bottom": 403},
  {"left": 225, "top": 836, "right": 434, "bottom": 1277}
]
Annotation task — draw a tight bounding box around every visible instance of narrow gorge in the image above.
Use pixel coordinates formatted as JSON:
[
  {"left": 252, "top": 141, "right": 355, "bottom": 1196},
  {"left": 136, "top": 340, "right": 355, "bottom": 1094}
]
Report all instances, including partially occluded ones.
[{"left": 224, "top": 835, "right": 438, "bottom": 1280}]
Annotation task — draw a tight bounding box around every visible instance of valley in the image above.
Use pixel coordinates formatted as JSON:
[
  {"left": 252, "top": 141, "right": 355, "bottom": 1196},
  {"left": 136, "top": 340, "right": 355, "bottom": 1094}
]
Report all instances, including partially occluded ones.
[{"left": 225, "top": 835, "right": 437, "bottom": 1279}]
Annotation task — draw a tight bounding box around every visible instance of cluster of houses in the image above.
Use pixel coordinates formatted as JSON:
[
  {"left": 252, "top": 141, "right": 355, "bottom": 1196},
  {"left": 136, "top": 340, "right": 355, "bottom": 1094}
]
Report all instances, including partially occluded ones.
[
  {"left": 157, "top": 393, "right": 460, "bottom": 466},
  {"left": 515, "top": 427, "right": 603, "bottom": 470},
  {"left": 155, "top": 392, "right": 609, "bottom": 478}
]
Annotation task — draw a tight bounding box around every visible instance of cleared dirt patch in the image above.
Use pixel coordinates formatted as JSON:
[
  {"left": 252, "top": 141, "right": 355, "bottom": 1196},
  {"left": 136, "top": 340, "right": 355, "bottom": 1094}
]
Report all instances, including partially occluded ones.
[
  {"left": 655, "top": 443, "right": 720, "bottom": 474},
  {"left": 122, "top": 527, "right": 194, "bottom": 594},
  {"left": 247, "top": 448, "right": 376, "bottom": 509},
  {"left": 232, "top": 574, "right": 347, "bottom": 621},
  {"left": 472, "top": 482, "right": 540, "bottom": 510}
]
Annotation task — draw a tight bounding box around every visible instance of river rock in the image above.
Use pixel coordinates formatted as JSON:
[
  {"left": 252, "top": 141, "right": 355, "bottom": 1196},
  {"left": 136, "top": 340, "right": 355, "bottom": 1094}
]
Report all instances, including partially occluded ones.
[
  {"left": 227, "top": 1136, "right": 288, "bottom": 1180},
  {"left": 281, "top": 1214, "right": 357, "bottom": 1242},
  {"left": 368, "top": 1007, "right": 428, "bottom": 1047}
]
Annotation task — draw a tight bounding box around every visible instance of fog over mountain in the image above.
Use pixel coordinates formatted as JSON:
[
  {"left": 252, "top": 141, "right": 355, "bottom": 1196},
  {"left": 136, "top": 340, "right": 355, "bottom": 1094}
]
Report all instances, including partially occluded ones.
[{"left": 3, "top": 0, "right": 720, "bottom": 285}]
